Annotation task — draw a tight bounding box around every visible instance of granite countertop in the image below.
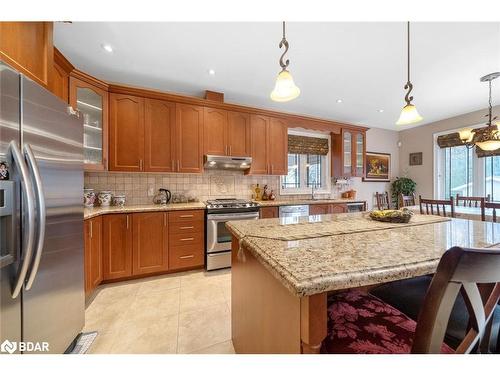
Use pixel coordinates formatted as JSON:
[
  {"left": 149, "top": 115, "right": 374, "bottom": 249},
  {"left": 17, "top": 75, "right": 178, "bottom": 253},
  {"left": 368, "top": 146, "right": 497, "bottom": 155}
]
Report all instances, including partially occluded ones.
[
  {"left": 254, "top": 198, "right": 365, "bottom": 207},
  {"left": 84, "top": 202, "right": 206, "bottom": 219},
  {"left": 226, "top": 212, "right": 500, "bottom": 297}
]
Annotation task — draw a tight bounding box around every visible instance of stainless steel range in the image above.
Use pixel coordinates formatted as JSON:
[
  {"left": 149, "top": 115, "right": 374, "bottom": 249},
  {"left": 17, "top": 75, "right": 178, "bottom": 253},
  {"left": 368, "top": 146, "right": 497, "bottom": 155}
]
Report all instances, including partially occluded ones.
[{"left": 206, "top": 198, "right": 260, "bottom": 271}]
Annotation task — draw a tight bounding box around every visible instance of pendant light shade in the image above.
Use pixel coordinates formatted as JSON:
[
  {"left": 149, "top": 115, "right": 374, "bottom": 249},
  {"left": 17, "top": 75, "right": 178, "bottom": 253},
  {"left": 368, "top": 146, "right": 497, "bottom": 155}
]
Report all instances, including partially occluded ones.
[
  {"left": 396, "top": 104, "right": 423, "bottom": 125},
  {"left": 397, "top": 22, "right": 423, "bottom": 125},
  {"left": 270, "top": 70, "right": 300, "bottom": 102},
  {"left": 475, "top": 138, "right": 500, "bottom": 151},
  {"left": 270, "top": 22, "right": 300, "bottom": 102}
]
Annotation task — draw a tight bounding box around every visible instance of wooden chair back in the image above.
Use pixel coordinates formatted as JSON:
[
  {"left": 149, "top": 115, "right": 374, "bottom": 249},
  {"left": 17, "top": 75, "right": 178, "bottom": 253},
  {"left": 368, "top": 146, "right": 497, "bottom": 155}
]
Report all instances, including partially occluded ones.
[
  {"left": 399, "top": 193, "right": 416, "bottom": 208},
  {"left": 456, "top": 194, "right": 490, "bottom": 207},
  {"left": 482, "top": 201, "right": 500, "bottom": 222},
  {"left": 419, "top": 196, "right": 455, "bottom": 218},
  {"left": 375, "top": 192, "right": 390, "bottom": 210},
  {"left": 412, "top": 246, "right": 500, "bottom": 353}
]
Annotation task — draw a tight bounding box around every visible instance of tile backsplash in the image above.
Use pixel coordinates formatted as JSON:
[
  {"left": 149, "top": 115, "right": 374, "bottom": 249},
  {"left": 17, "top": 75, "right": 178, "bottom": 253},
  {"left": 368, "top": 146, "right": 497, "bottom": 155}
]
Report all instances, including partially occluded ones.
[{"left": 84, "top": 170, "right": 336, "bottom": 205}]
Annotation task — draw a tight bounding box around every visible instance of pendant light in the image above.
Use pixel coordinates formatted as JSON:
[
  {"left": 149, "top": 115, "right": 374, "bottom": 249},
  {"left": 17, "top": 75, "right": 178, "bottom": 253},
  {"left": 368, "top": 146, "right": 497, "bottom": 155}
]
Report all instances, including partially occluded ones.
[
  {"left": 460, "top": 72, "right": 500, "bottom": 151},
  {"left": 396, "top": 22, "right": 423, "bottom": 125},
  {"left": 270, "top": 21, "right": 300, "bottom": 102}
]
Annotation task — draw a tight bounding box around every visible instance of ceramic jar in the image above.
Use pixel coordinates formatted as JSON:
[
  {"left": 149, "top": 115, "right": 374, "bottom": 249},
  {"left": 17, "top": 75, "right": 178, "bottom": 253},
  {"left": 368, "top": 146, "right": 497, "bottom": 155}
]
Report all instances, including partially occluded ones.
[
  {"left": 98, "top": 191, "right": 112, "bottom": 207},
  {"left": 83, "top": 189, "right": 96, "bottom": 208},
  {"left": 113, "top": 195, "right": 126, "bottom": 207}
]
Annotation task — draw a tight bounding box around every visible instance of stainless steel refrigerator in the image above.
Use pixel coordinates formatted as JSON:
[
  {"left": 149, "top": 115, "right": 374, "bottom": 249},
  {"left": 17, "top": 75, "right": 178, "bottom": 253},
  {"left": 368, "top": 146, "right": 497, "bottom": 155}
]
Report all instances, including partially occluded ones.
[{"left": 0, "top": 61, "right": 84, "bottom": 354}]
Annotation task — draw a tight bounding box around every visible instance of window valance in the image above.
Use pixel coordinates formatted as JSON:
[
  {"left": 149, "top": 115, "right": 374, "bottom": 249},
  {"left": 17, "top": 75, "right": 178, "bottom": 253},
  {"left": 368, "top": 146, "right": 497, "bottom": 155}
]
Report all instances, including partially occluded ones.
[{"left": 288, "top": 135, "right": 329, "bottom": 156}]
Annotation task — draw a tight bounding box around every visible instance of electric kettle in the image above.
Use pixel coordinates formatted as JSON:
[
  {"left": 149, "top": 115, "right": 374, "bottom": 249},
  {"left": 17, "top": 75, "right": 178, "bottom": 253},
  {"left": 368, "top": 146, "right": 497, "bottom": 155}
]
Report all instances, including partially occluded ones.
[{"left": 153, "top": 188, "right": 172, "bottom": 205}]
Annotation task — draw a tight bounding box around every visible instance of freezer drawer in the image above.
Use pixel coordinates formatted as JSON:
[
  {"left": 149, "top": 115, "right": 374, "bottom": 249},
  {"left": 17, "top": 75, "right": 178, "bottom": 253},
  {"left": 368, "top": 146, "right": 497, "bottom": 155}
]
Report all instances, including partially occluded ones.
[{"left": 206, "top": 251, "right": 231, "bottom": 271}]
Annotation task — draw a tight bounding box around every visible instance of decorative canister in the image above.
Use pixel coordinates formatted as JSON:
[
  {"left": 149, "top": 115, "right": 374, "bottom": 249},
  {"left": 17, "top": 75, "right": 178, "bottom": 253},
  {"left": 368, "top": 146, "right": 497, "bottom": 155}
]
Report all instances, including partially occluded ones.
[
  {"left": 98, "top": 191, "right": 112, "bottom": 207},
  {"left": 113, "top": 195, "right": 126, "bottom": 207},
  {"left": 83, "top": 188, "right": 96, "bottom": 207}
]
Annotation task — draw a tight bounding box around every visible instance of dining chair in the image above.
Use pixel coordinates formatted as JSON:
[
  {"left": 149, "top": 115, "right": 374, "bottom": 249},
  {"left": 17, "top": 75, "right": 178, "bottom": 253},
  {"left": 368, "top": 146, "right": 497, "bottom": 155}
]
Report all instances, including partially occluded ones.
[
  {"left": 399, "top": 193, "right": 416, "bottom": 208},
  {"left": 419, "top": 196, "right": 455, "bottom": 218},
  {"left": 322, "top": 246, "right": 500, "bottom": 354},
  {"left": 456, "top": 194, "right": 490, "bottom": 207},
  {"left": 375, "top": 192, "right": 391, "bottom": 210},
  {"left": 481, "top": 201, "right": 500, "bottom": 222}
]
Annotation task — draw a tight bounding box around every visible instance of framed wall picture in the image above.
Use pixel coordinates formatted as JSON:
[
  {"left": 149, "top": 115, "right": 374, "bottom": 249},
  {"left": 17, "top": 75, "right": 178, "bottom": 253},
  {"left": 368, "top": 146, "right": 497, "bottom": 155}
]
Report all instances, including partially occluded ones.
[
  {"left": 409, "top": 152, "right": 423, "bottom": 166},
  {"left": 363, "top": 152, "right": 391, "bottom": 182}
]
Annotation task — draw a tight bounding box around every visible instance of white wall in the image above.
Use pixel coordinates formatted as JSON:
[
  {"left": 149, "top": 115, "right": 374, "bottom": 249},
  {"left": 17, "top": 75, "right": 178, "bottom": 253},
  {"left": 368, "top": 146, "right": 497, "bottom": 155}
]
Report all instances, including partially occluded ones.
[{"left": 350, "top": 127, "right": 400, "bottom": 210}]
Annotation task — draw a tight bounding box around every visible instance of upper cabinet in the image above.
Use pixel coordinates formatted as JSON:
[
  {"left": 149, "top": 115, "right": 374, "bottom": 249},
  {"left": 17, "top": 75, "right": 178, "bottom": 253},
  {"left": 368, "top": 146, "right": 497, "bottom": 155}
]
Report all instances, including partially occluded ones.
[
  {"left": 0, "top": 22, "right": 53, "bottom": 87},
  {"left": 144, "top": 98, "right": 175, "bottom": 172},
  {"left": 247, "top": 115, "right": 287, "bottom": 175},
  {"left": 175, "top": 103, "right": 204, "bottom": 173},
  {"left": 332, "top": 129, "right": 366, "bottom": 178},
  {"left": 204, "top": 108, "right": 251, "bottom": 157},
  {"left": 109, "top": 93, "right": 145, "bottom": 171},
  {"left": 49, "top": 48, "right": 73, "bottom": 102},
  {"left": 70, "top": 74, "right": 109, "bottom": 171}
]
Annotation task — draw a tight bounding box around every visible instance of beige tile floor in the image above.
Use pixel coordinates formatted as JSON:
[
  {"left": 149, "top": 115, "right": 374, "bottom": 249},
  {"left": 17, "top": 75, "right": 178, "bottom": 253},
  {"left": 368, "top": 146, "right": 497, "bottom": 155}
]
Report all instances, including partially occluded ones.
[{"left": 85, "top": 269, "right": 235, "bottom": 354}]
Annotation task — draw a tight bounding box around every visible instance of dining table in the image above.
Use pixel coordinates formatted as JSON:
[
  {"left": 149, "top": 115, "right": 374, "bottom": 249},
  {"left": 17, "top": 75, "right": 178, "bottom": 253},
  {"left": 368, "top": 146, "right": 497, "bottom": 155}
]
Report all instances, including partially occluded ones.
[{"left": 226, "top": 211, "right": 500, "bottom": 354}]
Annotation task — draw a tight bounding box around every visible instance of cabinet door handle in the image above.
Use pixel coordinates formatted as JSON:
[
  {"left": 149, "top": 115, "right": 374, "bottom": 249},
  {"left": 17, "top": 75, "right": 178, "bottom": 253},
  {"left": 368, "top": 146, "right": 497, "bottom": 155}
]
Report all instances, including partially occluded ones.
[
  {"left": 126, "top": 215, "right": 129, "bottom": 229},
  {"left": 90, "top": 221, "right": 93, "bottom": 239},
  {"left": 139, "top": 159, "right": 143, "bottom": 171},
  {"left": 229, "top": 145, "right": 232, "bottom": 155},
  {"left": 164, "top": 213, "right": 167, "bottom": 227},
  {"left": 179, "top": 214, "right": 194, "bottom": 218},
  {"left": 179, "top": 237, "right": 194, "bottom": 241},
  {"left": 180, "top": 255, "right": 194, "bottom": 259},
  {"left": 180, "top": 226, "right": 194, "bottom": 229}
]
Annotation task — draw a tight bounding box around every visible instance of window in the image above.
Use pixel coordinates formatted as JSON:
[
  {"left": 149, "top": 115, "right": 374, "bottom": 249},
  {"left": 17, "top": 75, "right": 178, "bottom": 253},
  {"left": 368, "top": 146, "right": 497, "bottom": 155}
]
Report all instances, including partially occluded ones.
[
  {"left": 280, "top": 131, "right": 331, "bottom": 195},
  {"left": 435, "top": 126, "right": 500, "bottom": 201}
]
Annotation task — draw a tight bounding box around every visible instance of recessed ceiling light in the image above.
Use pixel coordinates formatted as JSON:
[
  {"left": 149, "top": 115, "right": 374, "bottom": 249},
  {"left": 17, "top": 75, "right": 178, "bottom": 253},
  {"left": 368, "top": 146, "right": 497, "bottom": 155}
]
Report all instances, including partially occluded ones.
[
  {"left": 208, "top": 69, "right": 216, "bottom": 76},
  {"left": 101, "top": 44, "right": 113, "bottom": 53},
  {"left": 377, "top": 109, "right": 384, "bottom": 113},
  {"left": 336, "top": 99, "right": 343, "bottom": 103}
]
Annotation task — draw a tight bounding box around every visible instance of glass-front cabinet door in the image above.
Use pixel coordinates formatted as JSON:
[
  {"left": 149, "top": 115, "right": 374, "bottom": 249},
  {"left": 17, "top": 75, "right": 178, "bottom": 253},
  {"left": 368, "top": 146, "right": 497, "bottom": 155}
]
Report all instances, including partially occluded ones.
[
  {"left": 355, "top": 132, "right": 365, "bottom": 176},
  {"left": 69, "top": 76, "right": 108, "bottom": 171},
  {"left": 342, "top": 130, "right": 352, "bottom": 176}
]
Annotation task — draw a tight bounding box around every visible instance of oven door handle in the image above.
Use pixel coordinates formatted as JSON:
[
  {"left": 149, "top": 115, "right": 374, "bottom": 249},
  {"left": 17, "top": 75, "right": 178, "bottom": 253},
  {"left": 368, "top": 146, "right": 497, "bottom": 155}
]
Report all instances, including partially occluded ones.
[{"left": 207, "top": 213, "right": 260, "bottom": 221}]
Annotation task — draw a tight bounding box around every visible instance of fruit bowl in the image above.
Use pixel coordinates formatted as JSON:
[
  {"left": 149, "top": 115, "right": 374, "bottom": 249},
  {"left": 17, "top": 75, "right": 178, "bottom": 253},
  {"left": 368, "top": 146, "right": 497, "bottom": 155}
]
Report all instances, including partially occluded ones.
[{"left": 369, "top": 208, "right": 413, "bottom": 223}]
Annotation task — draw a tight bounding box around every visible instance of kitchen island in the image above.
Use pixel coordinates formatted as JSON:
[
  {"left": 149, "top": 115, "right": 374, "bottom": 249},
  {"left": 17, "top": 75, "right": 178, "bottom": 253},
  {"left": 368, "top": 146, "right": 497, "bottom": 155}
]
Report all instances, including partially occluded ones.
[{"left": 226, "top": 212, "right": 500, "bottom": 353}]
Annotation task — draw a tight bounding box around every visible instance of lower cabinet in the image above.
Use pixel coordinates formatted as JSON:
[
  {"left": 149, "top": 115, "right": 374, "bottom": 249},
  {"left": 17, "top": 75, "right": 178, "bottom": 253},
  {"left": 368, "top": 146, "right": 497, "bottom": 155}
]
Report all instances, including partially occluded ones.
[
  {"left": 84, "top": 216, "right": 103, "bottom": 297},
  {"left": 132, "top": 212, "right": 169, "bottom": 275},
  {"left": 102, "top": 214, "right": 133, "bottom": 280},
  {"left": 260, "top": 206, "right": 279, "bottom": 219},
  {"left": 98, "top": 209, "right": 205, "bottom": 283},
  {"left": 310, "top": 203, "right": 348, "bottom": 215}
]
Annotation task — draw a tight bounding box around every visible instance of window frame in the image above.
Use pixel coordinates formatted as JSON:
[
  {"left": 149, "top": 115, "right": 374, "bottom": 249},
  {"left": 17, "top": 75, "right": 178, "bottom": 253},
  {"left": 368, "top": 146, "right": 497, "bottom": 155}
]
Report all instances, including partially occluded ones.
[{"left": 279, "top": 129, "right": 331, "bottom": 196}]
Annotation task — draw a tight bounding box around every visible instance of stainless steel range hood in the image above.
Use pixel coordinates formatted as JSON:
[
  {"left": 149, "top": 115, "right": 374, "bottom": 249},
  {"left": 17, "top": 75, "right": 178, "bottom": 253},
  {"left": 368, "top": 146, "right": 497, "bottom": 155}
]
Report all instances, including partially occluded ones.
[{"left": 204, "top": 155, "right": 252, "bottom": 171}]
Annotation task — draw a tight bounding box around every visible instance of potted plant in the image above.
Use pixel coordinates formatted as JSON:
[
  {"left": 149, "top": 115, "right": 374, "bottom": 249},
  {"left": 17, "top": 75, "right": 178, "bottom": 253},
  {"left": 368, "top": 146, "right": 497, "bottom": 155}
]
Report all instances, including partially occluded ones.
[{"left": 391, "top": 177, "right": 417, "bottom": 208}]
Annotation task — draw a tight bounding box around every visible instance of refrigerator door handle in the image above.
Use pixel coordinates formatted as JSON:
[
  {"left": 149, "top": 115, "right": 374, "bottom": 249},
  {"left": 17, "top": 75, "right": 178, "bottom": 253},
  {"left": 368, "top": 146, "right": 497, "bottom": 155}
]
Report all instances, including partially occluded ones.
[
  {"left": 8, "top": 141, "right": 36, "bottom": 299},
  {"left": 23, "top": 144, "right": 46, "bottom": 290}
]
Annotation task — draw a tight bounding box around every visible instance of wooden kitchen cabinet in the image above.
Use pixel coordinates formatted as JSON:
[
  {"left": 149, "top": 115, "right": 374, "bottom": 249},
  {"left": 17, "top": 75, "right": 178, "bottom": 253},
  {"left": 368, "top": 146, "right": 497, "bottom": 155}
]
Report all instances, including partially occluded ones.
[
  {"left": 70, "top": 74, "right": 109, "bottom": 171},
  {"left": 132, "top": 212, "right": 169, "bottom": 275},
  {"left": 168, "top": 210, "right": 205, "bottom": 270},
  {"left": 102, "top": 214, "right": 133, "bottom": 280},
  {"left": 248, "top": 115, "right": 288, "bottom": 175},
  {"left": 144, "top": 98, "right": 176, "bottom": 172},
  {"left": 49, "top": 48, "right": 73, "bottom": 102},
  {"left": 260, "top": 206, "right": 279, "bottom": 219},
  {"left": 175, "top": 103, "right": 204, "bottom": 173},
  {"left": 331, "top": 129, "right": 366, "bottom": 178},
  {"left": 204, "top": 108, "right": 251, "bottom": 157},
  {"left": 84, "top": 216, "right": 103, "bottom": 297},
  {"left": 310, "top": 203, "right": 348, "bottom": 215},
  {"left": 109, "top": 93, "right": 145, "bottom": 171},
  {"left": 0, "top": 22, "right": 53, "bottom": 87}
]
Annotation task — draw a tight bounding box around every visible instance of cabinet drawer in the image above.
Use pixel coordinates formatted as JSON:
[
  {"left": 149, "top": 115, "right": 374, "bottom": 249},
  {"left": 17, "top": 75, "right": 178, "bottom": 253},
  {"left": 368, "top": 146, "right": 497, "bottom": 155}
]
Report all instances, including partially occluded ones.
[
  {"left": 169, "top": 232, "right": 204, "bottom": 247},
  {"left": 169, "top": 221, "right": 204, "bottom": 234},
  {"left": 168, "top": 210, "right": 204, "bottom": 223},
  {"left": 169, "top": 244, "right": 204, "bottom": 270}
]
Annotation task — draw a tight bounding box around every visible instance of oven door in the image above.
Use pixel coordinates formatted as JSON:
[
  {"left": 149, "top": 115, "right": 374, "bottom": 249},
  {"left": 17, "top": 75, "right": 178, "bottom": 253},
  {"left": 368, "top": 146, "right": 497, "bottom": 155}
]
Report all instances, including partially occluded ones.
[{"left": 206, "top": 212, "right": 259, "bottom": 254}]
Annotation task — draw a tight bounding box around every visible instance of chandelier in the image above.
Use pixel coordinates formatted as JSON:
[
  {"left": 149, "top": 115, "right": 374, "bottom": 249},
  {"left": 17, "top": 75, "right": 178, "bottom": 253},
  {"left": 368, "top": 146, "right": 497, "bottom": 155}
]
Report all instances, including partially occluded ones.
[{"left": 459, "top": 72, "right": 500, "bottom": 151}]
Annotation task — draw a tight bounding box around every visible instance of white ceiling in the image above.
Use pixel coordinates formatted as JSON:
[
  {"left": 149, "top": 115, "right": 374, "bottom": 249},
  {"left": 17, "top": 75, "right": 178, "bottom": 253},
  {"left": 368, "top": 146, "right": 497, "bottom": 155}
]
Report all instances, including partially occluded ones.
[{"left": 54, "top": 22, "right": 500, "bottom": 131}]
